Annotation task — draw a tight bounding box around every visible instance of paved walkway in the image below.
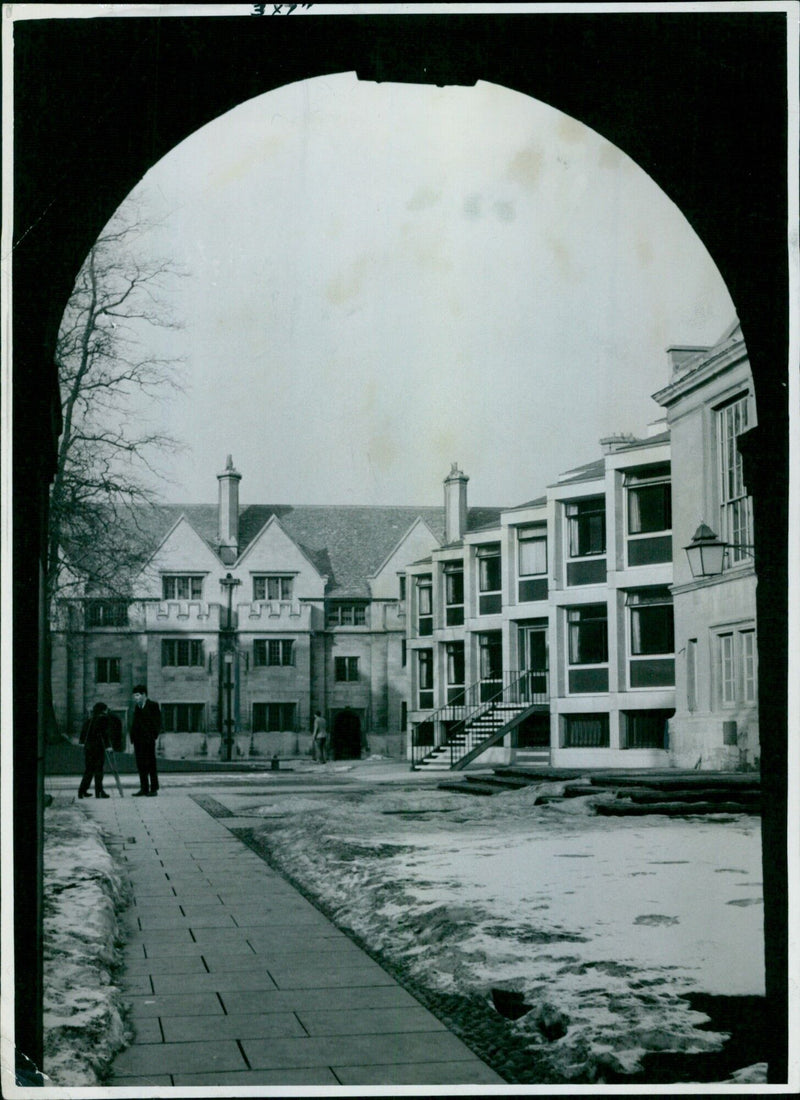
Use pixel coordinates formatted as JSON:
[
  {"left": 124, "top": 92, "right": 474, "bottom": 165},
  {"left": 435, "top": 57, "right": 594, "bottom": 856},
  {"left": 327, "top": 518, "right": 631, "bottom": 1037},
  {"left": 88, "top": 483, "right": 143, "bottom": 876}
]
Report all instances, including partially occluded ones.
[{"left": 85, "top": 787, "right": 503, "bottom": 1088}]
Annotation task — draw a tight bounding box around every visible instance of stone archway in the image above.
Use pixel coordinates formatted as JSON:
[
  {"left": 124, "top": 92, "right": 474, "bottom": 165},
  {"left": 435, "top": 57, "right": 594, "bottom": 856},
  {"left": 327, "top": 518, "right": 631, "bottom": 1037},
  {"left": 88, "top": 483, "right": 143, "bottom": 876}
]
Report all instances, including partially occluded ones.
[{"left": 11, "top": 10, "right": 790, "bottom": 1078}]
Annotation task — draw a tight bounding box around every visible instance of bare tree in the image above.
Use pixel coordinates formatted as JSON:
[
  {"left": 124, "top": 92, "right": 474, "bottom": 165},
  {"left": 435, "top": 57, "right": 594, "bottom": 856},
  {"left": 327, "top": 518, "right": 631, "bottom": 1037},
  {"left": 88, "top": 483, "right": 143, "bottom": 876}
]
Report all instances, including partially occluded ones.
[{"left": 45, "top": 207, "right": 187, "bottom": 739}]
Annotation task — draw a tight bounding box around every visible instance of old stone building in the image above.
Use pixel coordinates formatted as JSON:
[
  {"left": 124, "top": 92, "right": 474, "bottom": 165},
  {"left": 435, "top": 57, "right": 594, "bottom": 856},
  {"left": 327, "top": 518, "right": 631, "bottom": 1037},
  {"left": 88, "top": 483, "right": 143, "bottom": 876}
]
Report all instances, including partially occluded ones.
[
  {"left": 654, "top": 321, "right": 759, "bottom": 769},
  {"left": 50, "top": 457, "right": 500, "bottom": 760}
]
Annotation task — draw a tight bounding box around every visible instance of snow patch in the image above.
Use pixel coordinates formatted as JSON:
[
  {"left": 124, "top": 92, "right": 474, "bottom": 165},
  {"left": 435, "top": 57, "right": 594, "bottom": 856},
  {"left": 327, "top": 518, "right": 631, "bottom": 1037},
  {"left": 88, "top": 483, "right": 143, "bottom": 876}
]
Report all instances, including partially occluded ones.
[
  {"left": 251, "top": 782, "right": 764, "bottom": 1082},
  {"left": 42, "top": 799, "right": 133, "bottom": 1086}
]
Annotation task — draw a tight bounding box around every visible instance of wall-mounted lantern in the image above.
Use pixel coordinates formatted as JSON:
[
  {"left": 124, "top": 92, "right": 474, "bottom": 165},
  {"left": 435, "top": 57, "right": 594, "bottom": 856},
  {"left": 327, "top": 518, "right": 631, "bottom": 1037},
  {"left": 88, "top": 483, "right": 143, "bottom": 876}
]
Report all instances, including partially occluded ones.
[{"left": 684, "top": 523, "right": 755, "bottom": 579}]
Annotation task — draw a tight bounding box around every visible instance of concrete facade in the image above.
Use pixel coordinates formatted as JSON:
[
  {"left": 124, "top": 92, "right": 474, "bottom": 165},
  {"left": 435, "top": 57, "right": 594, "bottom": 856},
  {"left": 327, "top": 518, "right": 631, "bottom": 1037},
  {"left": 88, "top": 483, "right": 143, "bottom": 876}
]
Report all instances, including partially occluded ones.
[{"left": 407, "top": 431, "right": 677, "bottom": 769}]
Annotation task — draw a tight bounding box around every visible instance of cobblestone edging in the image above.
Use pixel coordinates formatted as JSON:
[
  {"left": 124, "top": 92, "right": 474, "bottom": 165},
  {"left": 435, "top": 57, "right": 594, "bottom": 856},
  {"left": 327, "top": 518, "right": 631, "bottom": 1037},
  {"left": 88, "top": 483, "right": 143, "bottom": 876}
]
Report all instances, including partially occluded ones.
[{"left": 230, "top": 825, "right": 568, "bottom": 1086}]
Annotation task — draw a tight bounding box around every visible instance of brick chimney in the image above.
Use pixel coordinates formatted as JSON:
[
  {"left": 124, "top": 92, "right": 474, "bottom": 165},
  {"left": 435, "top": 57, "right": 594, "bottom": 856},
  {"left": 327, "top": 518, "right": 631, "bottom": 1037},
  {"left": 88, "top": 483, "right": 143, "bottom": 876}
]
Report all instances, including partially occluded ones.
[
  {"left": 444, "top": 463, "right": 469, "bottom": 544},
  {"left": 217, "top": 455, "right": 241, "bottom": 565}
]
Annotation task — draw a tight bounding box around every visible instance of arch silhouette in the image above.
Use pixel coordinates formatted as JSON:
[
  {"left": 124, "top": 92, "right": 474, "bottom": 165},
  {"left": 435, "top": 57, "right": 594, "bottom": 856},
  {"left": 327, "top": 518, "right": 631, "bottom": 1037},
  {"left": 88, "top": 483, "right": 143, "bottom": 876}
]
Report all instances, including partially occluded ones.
[{"left": 10, "top": 11, "right": 789, "bottom": 1080}]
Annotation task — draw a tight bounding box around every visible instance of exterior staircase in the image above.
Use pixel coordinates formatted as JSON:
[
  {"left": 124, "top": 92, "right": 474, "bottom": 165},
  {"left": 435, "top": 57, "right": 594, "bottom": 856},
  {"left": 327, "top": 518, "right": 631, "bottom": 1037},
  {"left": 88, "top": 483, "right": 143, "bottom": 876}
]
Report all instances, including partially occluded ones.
[{"left": 411, "top": 671, "right": 549, "bottom": 771}]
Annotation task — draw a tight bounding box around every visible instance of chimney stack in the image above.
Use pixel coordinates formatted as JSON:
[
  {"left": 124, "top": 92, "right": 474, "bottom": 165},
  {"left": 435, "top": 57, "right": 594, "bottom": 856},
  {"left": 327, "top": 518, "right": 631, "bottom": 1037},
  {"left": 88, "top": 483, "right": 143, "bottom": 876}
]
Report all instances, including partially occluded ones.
[
  {"left": 217, "top": 455, "right": 241, "bottom": 565},
  {"left": 444, "top": 463, "right": 469, "bottom": 544}
]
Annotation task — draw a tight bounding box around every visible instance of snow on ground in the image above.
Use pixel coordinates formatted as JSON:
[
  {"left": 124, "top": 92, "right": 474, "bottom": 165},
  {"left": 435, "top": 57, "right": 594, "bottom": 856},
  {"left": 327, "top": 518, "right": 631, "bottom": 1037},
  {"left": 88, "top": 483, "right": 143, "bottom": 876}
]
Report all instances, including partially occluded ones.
[
  {"left": 249, "top": 779, "right": 764, "bottom": 1082},
  {"left": 42, "top": 798, "right": 132, "bottom": 1086}
]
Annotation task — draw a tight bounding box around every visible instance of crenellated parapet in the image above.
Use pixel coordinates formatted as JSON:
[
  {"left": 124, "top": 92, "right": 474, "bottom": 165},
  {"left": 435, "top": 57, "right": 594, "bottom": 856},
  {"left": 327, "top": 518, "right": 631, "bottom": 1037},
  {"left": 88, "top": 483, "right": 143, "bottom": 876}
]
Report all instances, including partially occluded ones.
[
  {"left": 145, "top": 601, "right": 221, "bottom": 630},
  {"left": 238, "top": 600, "right": 312, "bottom": 628}
]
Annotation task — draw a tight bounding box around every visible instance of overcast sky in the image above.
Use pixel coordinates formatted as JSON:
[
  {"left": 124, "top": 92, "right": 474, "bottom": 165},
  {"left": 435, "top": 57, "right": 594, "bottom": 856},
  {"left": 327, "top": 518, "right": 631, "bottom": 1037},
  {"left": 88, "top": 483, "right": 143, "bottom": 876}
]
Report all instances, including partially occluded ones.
[{"left": 117, "top": 71, "right": 735, "bottom": 508}]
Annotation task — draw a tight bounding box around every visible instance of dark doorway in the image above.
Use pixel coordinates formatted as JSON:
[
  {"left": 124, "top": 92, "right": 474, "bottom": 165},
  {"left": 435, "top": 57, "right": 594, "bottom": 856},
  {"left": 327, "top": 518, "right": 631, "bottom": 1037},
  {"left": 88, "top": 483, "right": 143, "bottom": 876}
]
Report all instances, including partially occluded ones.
[
  {"left": 517, "top": 713, "right": 550, "bottom": 749},
  {"left": 332, "top": 709, "right": 362, "bottom": 760}
]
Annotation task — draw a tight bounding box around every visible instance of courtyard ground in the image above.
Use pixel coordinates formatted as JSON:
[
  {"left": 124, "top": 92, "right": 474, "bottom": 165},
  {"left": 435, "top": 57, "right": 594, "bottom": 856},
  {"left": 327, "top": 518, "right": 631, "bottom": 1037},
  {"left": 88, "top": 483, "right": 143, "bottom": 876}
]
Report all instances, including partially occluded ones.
[
  {"left": 235, "top": 771, "right": 766, "bottom": 1084},
  {"left": 36, "top": 758, "right": 766, "bottom": 1087}
]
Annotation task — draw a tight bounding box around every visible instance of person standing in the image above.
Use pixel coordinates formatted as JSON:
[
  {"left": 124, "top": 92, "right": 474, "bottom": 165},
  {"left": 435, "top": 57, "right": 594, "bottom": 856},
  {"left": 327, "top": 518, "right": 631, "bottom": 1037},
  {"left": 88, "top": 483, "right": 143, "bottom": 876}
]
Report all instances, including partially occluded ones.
[
  {"left": 130, "top": 684, "right": 162, "bottom": 796},
  {"left": 78, "top": 702, "right": 112, "bottom": 798},
  {"left": 312, "top": 710, "right": 328, "bottom": 764}
]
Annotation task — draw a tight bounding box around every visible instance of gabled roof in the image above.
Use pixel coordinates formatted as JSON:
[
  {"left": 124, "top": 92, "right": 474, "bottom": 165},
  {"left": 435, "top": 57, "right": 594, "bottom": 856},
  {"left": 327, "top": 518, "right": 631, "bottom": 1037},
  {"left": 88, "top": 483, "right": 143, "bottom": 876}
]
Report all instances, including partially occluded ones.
[
  {"left": 369, "top": 515, "right": 441, "bottom": 582},
  {"left": 119, "top": 502, "right": 502, "bottom": 598}
]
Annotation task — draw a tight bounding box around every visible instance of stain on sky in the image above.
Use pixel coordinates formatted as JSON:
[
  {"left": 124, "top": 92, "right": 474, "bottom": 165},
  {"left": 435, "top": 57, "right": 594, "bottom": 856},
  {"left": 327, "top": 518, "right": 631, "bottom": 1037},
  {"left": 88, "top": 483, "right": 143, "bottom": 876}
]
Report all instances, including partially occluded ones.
[{"left": 506, "top": 144, "right": 545, "bottom": 191}]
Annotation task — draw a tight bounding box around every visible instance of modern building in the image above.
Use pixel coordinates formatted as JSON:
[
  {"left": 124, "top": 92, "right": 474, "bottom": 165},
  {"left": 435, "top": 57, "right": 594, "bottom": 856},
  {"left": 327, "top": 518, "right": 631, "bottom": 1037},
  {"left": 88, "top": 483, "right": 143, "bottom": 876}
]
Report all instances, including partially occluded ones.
[{"left": 407, "top": 429, "right": 676, "bottom": 770}]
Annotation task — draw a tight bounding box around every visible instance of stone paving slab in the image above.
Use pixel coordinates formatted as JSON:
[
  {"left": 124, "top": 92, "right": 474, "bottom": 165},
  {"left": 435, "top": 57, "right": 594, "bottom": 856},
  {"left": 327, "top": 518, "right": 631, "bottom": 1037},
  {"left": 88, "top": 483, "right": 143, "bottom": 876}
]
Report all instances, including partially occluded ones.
[
  {"left": 131, "top": 899, "right": 187, "bottom": 914},
  {"left": 125, "top": 955, "right": 209, "bottom": 976},
  {"left": 127, "top": 992, "right": 226, "bottom": 1018},
  {"left": 297, "top": 1005, "right": 448, "bottom": 1036},
  {"left": 241, "top": 1030, "right": 476, "bottom": 1070},
  {"left": 230, "top": 941, "right": 371, "bottom": 964},
  {"left": 172, "top": 1067, "right": 340, "bottom": 1086},
  {"left": 151, "top": 970, "right": 279, "bottom": 995},
  {"left": 185, "top": 927, "right": 267, "bottom": 947},
  {"left": 162, "top": 1012, "right": 306, "bottom": 1043},
  {"left": 128, "top": 885, "right": 178, "bottom": 898},
  {"left": 140, "top": 939, "right": 256, "bottom": 958},
  {"left": 88, "top": 790, "right": 504, "bottom": 1087},
  {"left": 335, "top": 1059, "right": 508, "bottom": 1086},
  {"left": 130, "top": 1017, "right": 162, "bottom": 1044},
  {"left": 120, "top": 975, "right": 153, "bottom": 995},
  {"left": 139, "top": 911, "right": 239, "bottom": 929},
  {"left": 220, "top": 984, "right": 424, "bottom": 1015},
  {"left": 125, "top": 927, "right": 196, "bottom": 945},
  {"left": 266, "top": 964, "right": 397, "bottom": 990},
  {"left": 112, "top": 1039, "right": 246, "bottom": 1077},
  {"left": 243, "top": 929, "right": 352, "bottom": 949}
]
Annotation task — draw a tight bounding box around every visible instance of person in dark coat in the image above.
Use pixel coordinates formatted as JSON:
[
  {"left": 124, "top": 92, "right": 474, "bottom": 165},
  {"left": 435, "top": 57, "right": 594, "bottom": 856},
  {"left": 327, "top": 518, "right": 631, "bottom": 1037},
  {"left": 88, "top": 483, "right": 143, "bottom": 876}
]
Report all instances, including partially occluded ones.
[
  {"left": 130, "top": 684, "right": 162, "bottom": 797},
  {"left": 78, "top": 702, "right": 112, "bottom": 798}
]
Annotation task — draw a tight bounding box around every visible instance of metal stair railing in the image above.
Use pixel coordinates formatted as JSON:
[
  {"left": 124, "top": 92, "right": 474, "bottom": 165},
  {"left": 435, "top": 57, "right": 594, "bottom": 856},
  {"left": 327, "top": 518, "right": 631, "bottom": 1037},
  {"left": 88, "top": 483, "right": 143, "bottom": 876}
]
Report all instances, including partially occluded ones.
[
  {"left": 411, "top": 669, "right": 548, "bottom": 769},
  {"left": 410, "top": 678, "right": 482, "bottom": 768}
]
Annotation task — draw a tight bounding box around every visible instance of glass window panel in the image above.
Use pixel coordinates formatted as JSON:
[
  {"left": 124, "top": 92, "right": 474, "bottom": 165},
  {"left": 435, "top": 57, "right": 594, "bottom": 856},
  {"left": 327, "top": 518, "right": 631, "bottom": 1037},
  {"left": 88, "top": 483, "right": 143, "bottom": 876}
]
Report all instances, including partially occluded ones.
[
  {"left": 628, "top": 484, "right": 671, "bottom": 534},
  {"left": 630, "top": 604, "right": 674, "bottom": 655},
  {"left": 567, "top": 499, "right": 606, "bottom": 557},
  {"left": 519, "top": 535, "right": 547, "bottom": 576},
  {"left": 445, "top": 570, "right": 464, "bottom": 605},
  {"left": 719, "top": 633, "right": 736, "bottom": 704},
  {"left": 446, "top": 643, "right": 465, "bottom": 685},
  {"left": 479, "top": 555, "right": 501, "bottom": 592},
  {"left": 568, "top": 604, "right": 608, "bottom": 665},
  {"left": 741, "top": 630, "right": 757, "bottom": 702}
]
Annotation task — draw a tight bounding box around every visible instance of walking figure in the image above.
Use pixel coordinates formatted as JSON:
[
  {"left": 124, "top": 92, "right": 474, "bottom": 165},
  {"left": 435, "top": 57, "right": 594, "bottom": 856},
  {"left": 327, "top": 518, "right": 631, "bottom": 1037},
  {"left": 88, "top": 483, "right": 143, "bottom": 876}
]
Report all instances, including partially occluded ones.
[
  {"left": 78, "top": 702, "right": 114, "bottom": 799},
  {"left": 131, "top": 684, "right": 162, "bottom": 797},
  {"left": 312, "top": 711, "right": 328, "bottom": 763}
]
